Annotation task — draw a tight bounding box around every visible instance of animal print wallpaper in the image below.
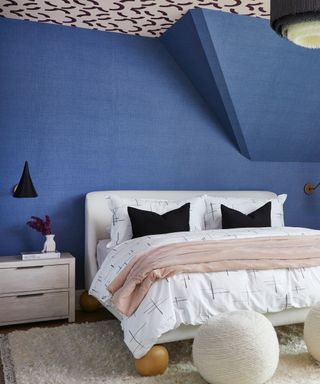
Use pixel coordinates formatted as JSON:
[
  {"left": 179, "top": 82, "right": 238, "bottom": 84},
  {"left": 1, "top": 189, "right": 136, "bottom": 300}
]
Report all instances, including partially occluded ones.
[{"left": 1, "top": 0, "right": 270, "bottom": 37}]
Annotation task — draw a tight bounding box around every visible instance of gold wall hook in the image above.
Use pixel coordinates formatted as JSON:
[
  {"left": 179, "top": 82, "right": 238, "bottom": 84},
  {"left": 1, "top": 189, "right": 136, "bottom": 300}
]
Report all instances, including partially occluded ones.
[{"left": 304, "top": 183, "right": 316, "bottom": 195}]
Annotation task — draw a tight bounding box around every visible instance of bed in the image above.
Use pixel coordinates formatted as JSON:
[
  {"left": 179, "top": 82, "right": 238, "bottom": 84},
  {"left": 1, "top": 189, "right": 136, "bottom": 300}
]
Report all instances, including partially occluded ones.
[{"left": 85, "top": 190, "right": 319, "bottom": 361}]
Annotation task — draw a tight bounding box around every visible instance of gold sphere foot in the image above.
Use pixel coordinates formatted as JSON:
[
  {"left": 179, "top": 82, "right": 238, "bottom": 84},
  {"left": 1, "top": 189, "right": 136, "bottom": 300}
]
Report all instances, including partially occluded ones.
[
  {"left": 79, "top": 291, "right": 100, "bottom": 312},
  {"left": 134, "top": 345, "right": 169, "bottom": 376}
]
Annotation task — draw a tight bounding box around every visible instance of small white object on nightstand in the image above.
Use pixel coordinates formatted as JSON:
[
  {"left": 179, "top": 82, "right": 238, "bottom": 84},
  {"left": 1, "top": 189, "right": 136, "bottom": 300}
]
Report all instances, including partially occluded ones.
[{"left": 0, "top": 253, "right": 75, "bottom": 326}]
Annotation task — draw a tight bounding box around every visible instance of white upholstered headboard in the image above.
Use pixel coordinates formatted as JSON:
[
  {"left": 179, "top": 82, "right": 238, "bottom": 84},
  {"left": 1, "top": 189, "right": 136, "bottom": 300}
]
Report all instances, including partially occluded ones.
[{"left": 85, "top": 190, "right": 277, "bottom": 289}]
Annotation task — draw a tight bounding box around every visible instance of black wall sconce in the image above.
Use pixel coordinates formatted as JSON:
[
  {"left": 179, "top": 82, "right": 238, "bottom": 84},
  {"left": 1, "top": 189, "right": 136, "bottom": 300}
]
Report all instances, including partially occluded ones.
[
  {"left": 13, "top": 161, "right": 38, "bottom": 198},
  {"left": 304, "top": 181, "right": 320, "bottom": 195}
]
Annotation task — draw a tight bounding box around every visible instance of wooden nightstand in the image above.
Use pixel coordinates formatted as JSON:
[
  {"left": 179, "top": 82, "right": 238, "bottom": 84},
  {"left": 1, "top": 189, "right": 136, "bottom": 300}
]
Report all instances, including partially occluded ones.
[{"left": 0, "top": 253, "right": 75, "bottom": 326}]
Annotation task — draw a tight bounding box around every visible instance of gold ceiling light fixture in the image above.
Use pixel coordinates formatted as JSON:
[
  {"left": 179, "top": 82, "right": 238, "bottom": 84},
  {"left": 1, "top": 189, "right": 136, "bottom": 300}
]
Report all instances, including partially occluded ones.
[{"left": 271, "top": 0, "right": 320, "bottom": 49}]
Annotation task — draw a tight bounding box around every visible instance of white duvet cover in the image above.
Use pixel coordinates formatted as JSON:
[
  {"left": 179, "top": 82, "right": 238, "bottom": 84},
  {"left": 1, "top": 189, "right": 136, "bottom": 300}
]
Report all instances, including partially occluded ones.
[
  {"left": 90, "top": 227, "right": 320, "bottom": 358},
  {"left": 96, "top": 240, "right": 111, "bottom": 267}
]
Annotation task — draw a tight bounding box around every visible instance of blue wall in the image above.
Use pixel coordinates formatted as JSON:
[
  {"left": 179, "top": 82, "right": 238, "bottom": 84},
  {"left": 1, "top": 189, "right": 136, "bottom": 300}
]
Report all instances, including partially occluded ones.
[
  {"left": 203, "top": 10, "right": 320, "bottom": 162},
  {"left": 1, "top": 17, "right": 320, "bottom": 288},
  {"left": 163, "top": 9, "right": 320, "bottom": 162},
  {"left": 162, "top": 10, "right": 249, "bottom": 158}
]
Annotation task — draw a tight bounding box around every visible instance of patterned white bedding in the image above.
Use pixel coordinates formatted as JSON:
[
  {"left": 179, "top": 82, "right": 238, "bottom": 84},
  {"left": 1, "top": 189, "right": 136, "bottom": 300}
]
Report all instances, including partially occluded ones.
[
  {"left": 90, "top": 227, "right": 320, "bottom": 358},
  {"left": 96, "top": 240, "right": 111, "bottom": 267}
]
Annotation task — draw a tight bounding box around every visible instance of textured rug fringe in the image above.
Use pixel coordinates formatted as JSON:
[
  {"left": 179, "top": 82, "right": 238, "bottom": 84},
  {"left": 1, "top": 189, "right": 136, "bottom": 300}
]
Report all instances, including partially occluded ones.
[{"left": 0, "top": 335, "right": 16, "bottom": 384}]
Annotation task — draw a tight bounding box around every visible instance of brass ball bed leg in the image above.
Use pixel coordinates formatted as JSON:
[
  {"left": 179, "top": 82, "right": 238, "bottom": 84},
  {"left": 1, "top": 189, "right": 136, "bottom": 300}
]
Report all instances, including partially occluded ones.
[
  {"left": 134, "top": 345, "right": 169, "bottom": 376},
  {"left": 79, "top": 291, "right": 100, "bottom": 312}
]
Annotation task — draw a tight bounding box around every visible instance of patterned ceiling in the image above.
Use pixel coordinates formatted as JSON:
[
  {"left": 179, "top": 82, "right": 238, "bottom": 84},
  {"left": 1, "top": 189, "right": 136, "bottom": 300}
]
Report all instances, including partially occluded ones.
[{"left": 0, "top": 0, "right": 270, "bottom": 37}]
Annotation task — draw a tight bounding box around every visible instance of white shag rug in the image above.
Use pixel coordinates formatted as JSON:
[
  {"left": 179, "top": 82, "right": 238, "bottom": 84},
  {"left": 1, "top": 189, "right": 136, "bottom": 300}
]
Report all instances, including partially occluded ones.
[{"left": 1, "top": 320, "right": 320, "bottom": 384}]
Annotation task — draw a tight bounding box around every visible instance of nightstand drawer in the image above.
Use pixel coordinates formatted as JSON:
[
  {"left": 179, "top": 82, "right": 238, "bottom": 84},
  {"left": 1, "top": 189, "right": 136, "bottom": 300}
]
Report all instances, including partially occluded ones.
[
  {"left": 0, "top": 292, "right": 69, "bottom": 324},
  {"left": 0, "top": 264, "right": 69, "bottom": 294}
]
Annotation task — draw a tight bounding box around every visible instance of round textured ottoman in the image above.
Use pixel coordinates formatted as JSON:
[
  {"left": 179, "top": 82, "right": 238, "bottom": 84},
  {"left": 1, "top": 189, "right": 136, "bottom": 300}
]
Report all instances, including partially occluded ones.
[
  {"left": 192, "top": 311, "right": 279, "bottom": 384},
  {"left": 304, "top": 305, "right": 320, "bottom": 361}
]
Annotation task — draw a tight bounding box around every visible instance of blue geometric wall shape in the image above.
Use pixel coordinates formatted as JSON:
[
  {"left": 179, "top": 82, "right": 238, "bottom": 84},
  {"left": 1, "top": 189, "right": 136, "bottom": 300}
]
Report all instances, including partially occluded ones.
[
  {"left": 162, "top": 9, "right": 320, "bottom": 162},
  {"left": 162, "top": 11, "right": 250, "bottom": 159}
]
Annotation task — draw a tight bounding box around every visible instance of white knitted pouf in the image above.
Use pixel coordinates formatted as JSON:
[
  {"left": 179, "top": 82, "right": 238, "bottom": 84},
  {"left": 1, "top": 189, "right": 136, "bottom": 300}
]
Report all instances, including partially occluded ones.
[
  {"left": 304, "top": 305, "right": 320, "bottom": 361},
  {"left": 192, "top": 311, "right": 279, "bottom": 384}
]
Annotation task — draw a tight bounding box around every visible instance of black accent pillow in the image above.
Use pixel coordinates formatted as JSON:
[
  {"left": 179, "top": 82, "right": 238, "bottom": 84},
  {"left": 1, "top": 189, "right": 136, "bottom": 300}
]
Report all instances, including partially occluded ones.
[
  {"left": 221, "top": 202, "right": 271, "bottom": 229},
  {"left": 128, "top": 203, "right": 190, "bottom": 239}
]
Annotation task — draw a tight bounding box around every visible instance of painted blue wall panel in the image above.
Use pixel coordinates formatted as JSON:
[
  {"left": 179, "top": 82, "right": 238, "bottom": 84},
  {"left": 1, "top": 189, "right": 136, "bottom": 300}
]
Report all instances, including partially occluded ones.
[
  {"left": 162, "top": 11, "right": 249, "bottom": 158},
  {"left": 1, "top": 18, "right": 320, "bottom": 288},
  {"left": 202, "top": 9, "right": 320, "bottom": 161}
]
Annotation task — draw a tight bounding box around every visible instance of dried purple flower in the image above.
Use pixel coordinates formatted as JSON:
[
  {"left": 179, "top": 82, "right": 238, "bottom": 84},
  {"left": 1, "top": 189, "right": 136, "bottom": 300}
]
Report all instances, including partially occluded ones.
[{"left": 27, "top": 215, "right": 52, "bottom": 236}]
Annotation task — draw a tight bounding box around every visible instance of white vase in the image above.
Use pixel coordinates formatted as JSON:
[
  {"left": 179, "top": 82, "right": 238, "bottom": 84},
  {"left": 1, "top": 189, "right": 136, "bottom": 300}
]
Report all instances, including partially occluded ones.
[{"left": 42, "top": 234, "right": 56, "bottom": 253}]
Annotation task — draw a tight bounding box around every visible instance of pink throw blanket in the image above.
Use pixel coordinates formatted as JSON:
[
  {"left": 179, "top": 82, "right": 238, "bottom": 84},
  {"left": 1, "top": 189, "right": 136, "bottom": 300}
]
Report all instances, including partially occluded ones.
[{"left": 108, "top": 235, "right": 320, "bottom": 316}]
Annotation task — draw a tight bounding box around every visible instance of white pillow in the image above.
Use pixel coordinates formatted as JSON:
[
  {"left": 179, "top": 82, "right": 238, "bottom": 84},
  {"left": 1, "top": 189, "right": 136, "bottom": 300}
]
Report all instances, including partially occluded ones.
[
  {"left": 204, "top": 194, "right": 287, "bottom": 229},
  {"left": 107, "top": 195, "right": 206, "bottom": 247}
]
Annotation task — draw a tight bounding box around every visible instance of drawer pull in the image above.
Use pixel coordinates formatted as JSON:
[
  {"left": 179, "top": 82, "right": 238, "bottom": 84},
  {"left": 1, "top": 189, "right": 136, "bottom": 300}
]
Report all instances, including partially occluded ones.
[
  {"left": 16, "top": 293, "right": 44, "bottom": 298},
  {"left": 16, "top": 266, "right": 44, "bottom": 270}
]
